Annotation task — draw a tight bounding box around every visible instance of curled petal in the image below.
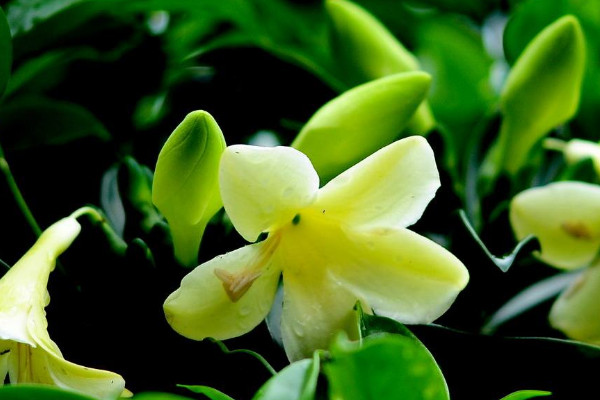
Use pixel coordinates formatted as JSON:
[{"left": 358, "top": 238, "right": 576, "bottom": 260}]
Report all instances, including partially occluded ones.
[
  {"left": 510, "top": 181, "right": 600, "bottom": 269},
  {"left": 164, "top": 241, "right": 281, "bottom": 340},
  {"left": 0, "top": 217, "right": 81, "bottom": 344},
  {"left": 550, "top": 263, "right": 600, "bottom": 344},
  {"left": 315, "top": 137, "right": 440, "bottom": 231},
  {"left": 6, "top": 341, "right": 125, "bottom": 400},
  {"left": 220, "top": 145, "right": 319, "bottom": 242}
]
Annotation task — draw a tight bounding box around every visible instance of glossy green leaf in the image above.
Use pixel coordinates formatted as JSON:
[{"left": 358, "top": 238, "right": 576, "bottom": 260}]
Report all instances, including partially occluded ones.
[
  {"left": 0, "top": 385, "right": 97, "bottom": 400},
  {"left": 0, "top": 6, "right": 11, "bottom": 97},
  {"left": 485, "top": 15, "right": 585, "bottom": 177},
  {"left": 292, "top": 72, "right": 431, "bottom": 181},
  {"left": 324, "top": 333, "right": 449, "bottom": 400},
  {"left": 460, "top": 209, "right": 540, "bottom": 273},
  {"left": 326, "top": 0, "right": 434, "bottom": 134},
  {"left": 0, "top": 96, "right": 110, "bottom": 151},
  {"left": 253, "top": 352, "right": 319, "bottom": 400},
  {"left": 499, "top": 390, "right": 552, "bottom": 400},
  {"left": 178, "top": 385, "right": 235, "bottom": 400},
  {"left": 152, "top": 110, "right": 226, "bottom": 266},
  {"left": 354, "top": 303, "right": 449, "bottom": 400}
]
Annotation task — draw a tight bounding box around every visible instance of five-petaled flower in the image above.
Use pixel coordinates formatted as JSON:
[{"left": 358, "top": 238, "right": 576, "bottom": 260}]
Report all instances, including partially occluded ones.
[
  {"left": 164, "top": 136, "right": 469, "bottom": 360},
  {"left": 0, "top": 217, "right": 125, "bottom": 400}
]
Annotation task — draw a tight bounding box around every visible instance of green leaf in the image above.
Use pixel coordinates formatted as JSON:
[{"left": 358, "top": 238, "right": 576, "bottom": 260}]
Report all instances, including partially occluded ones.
[
  {"left": 482, "top": 271, "right": 580, "bottom": 334},
  {"left": 253, "top": 352, "right": 319, "bottom": 400},
  {"left": 407, "top": 324, "right": 600, "bottom": 398},
  {"left": 324, "top": 333, "right": 449, "bottom": 400},
  {"left": 0, "top": 6, "right": 11, "bottom": 97},
  {"left": 100, "top": 163, "right": 126, "bottom": 237},
  {"left": 292, "top": 72, "right": 431, "bottom": 182},
  {"left": 415, "top": 15, "right": 495, "bottom": 162},
  {"left": 0, "top": 385, "right": 96, "bottom": 400},
  {"left": 499, "top": 390, "right": 552, "bottom": 400},
  {"left": 484, "top": 15, "right": 585, "bottom": 178},
  {"left": 354, "top": 303, "right": 449, "bottom": 400},
  {"left": 178, "top": 385, "right": 235, "bottom": 400},
  {"left": 459, "top": 209, "right": 540, "bottom": 272},
  {"left": 131, "top": 392, "right": 196, "bottom": 400},
  {"left": 0, "top": 96, "right": 110, "bottom": 151},
  {"left": 4, "top": 47, "right": 96, "bottom": 98},
  {"left": 152, "top": 110, "right": 226, "bottom": 266}
]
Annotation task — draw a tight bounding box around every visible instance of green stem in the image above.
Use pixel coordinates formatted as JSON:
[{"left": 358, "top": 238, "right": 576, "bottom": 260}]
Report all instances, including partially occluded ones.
[
  {"left": 0, "top": 143, "right": 42, "bottom": 236},
  {"left": 543, "top": 137, "right": 568, "bottom": 152},
  {"left": 71, "top": 205, "right": 128, "bottom": 255}
]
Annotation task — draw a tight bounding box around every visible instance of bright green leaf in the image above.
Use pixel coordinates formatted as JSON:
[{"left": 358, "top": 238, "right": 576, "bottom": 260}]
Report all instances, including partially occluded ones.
[
  {"left": 178, "top": 385, "right": 235, "bottom": 400},
  {"left": 0, "top": 96, "right": 110, "bottom": 151},
  {"left": 292, "top": 72, "right": 431, "bottom": 182},
  {"left": 485, "top": 15, "right": 585, "bottom": 177},
  {"left": 499, "top": 390, "right": 552, "bottom": 400},
  {"left": 253, "top": 352, "right": 319, "bottom": 400},
  {"left": 152, "top": 110, "right": 226, "bottom": 266},
  {"left": 324, "top": 333, "right": 449, "bottom": 400},
  {"left": 0, "top": 6, "right": 11, "bottom": 97}
]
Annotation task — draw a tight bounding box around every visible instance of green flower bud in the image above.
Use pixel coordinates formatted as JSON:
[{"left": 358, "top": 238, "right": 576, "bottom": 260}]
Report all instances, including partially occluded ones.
[
  {"left": 152, "top": 110, "right": 226, "bottom": 266},
  {"left": 326, "top": 0, "right": 435, "bottom": 134},
  {"left": 495, "top": 15, "right": 586, "bottom": 175},
  {"left": 292, "top": 72, "right": 431, "bottom": 182}
]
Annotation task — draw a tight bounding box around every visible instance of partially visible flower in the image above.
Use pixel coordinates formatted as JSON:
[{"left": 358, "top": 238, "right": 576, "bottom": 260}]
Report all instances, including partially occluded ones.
[
  {"left": 0, "top": 217, "right": 125, "bottom": 400},
  {"left": 164, "top": 137, "right": 469, "bottom": 360},
  {"left": 544, "top": 137, "right": 600, "bottom": 177},
  {"left": 510, "top": 181, "right": 600, "bottom": 343}
]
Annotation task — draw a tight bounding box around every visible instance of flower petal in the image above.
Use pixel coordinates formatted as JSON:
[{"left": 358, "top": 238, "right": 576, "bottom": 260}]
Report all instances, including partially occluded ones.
[
  {"left": 550, "top": 264, "right": 600, "bottom": 344},
  {"left": 280, "top": 270, "right": 361, "bottom": 362},
  {"left": 277, "top": 215, "right": 467, "bottom": 360},
  {"left": 220, "top": 145, "right": 319, "bottom": 242},
  {"left": 314, "top": 136, "right": 439, "bottom": 231},
  {"left": 331, "top": 226, "right": 469, "bottom": 324},
  {"left": 7, "top": 341, "right": 125, "bottom": 400},
  {"left": 510, "top": 181, "right": 600, "bottom": 269},
  {"left": 0, "top": 217, "right": 81, "bottom": 344},
  {"left": 164, "top": 241, "right": 281, "bottom": 340}
]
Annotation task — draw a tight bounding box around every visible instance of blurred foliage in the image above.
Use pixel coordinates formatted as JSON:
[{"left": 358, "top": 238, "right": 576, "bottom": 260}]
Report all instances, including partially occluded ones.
[{"left": 1, "top": 0, "right": 599, "bottom": 398}]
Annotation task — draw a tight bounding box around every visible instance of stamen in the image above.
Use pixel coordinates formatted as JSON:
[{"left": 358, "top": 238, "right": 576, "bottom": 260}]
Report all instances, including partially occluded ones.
[{"left": 214, "top": 232, "right": 282, "bottom": 302}]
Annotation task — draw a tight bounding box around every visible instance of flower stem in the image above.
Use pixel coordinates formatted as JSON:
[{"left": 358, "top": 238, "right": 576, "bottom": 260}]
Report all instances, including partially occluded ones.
[
  {"left": 0, "top": 143, "right": 42, "bottom": 237},
  {"left": 71, "top": 205, "right": 128, "bottom": 255}
]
